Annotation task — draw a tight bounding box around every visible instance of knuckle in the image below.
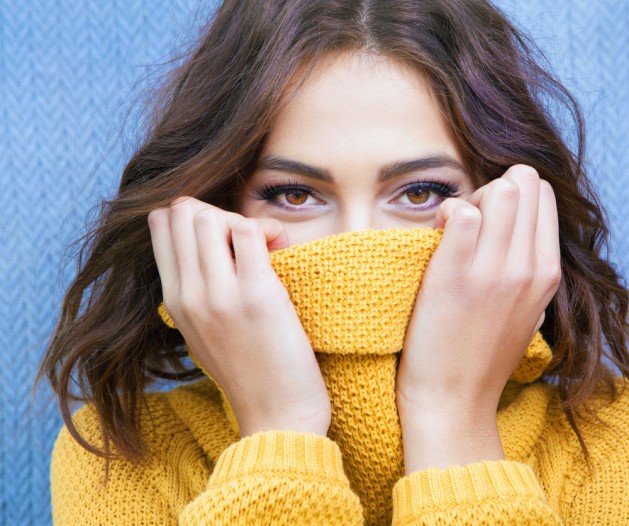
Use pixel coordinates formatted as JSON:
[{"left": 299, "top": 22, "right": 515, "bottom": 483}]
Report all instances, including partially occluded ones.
[
  {"left": 509, "top": 164, "right": 540, "bottom": 180},
  {"left": 240, "top": 282, "right": 281, "bottom": 316},
  {"left": 206, "top": 299, "right": 234, "bottom": 320},
  {"left": 177, "top": 290, "right": 203, "bottom": 317},
  {"left": 471, "top": 268, "right": 532, "bottom": 295},
  {"left": 232, "top": 218, "right": 261, "bottom": 237},
  {"left": 510, "top": 267, "right": 535, "bottom": 288},
  {"left": 469, "top": 272, "right": 498, "bottom": 293},
  {"left": 539, "top": 179, "right": 556, "bottom": 198},
  {"left": 452, "top": 203, "right": 481, "bottom": 227},
  {"left": 147, "top": 208, "right": 167, "bottom": 228},
  {"left": 171, "top": 195, "right": 193, "bottom": 206},
  {"left": 491, "top": 178, "right": 520, "bottom": 200},
  {"left": 240, "top": 293, "right": 267, "bottom": 317},
  {"left": 193, "top": 208, "right": 217, "bottom": 227},
  {"left": 170, "top": 196, "right": 194, "bottom": 215},
  {"left": 543, "top": 263, "right": 562, "bottom": 289}
]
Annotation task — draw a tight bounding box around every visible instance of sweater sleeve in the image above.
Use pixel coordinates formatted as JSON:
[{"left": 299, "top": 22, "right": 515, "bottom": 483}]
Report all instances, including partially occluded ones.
[
  {"left": 180, "top": 431, "right": 363, "bottom": 525},
  {"left": 391, "top": 460, "right": 562, "bottom": 525}
]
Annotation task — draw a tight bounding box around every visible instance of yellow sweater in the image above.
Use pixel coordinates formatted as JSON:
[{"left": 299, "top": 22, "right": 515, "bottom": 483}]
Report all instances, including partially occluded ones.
[{"left": 51, "top": 229, "right": 629, "bottom": 525}]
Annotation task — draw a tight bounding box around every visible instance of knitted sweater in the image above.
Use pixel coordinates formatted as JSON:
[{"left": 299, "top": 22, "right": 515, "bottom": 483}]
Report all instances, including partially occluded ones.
[{"left": 51, "top": 228, "right": 629, "bottom": 525}]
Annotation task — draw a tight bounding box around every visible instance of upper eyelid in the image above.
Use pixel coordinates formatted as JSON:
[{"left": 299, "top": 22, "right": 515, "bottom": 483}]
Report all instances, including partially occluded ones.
[
  {"left": 254, "top": 175, "right": 458, "bottom": 189},
  {"left": 253, "top": 177, "right": 460, "bottom": 201},
  {"left": 255, "top": 180, "right": 323, "bottom": 207},
  {"left": 395, "top": 179, "right": 460, "bottom": 193}
]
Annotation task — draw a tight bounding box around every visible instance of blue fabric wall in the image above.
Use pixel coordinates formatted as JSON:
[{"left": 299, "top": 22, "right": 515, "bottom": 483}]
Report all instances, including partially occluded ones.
[{"left": 1, "top": 1, "right": 627, "bottom": 524}]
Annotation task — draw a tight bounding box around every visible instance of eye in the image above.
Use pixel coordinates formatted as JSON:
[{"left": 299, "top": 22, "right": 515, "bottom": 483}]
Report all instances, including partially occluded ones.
[
  {"left": 393, "top": 180, "right": 461, "bottom": 210},
  {"left": 255, "top": 181, "right": 321, "bottom": 210},
  {"left": 404, "top": 187, "right": 430, "bottom": 205},
  {"left": 283, "top": 188, "right": 310, "bottom": 206}
]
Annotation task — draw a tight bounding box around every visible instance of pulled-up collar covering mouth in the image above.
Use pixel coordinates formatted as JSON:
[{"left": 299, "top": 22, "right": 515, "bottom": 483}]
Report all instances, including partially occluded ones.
[{"left": 159, "top": 227, "right": 552, "bottom": 384}]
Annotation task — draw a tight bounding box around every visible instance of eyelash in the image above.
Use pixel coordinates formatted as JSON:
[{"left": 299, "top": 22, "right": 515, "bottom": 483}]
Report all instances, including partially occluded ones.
[{"left": 255, "top": 178, "right": 462, "bottom": 211}]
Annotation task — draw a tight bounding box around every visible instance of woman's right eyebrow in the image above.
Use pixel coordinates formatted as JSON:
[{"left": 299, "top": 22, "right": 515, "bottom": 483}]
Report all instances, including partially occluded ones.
[
  {"left": 256, "top": 156, "right": 334, "bottom": 182},
  {"left": 255, "top": 154, "right": 466, "bottom": 183}
]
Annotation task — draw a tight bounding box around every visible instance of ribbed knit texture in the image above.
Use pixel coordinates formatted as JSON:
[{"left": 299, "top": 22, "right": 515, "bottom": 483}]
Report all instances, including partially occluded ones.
[{"left": 52, "top": 229, "right": 629, "bottom": 525}]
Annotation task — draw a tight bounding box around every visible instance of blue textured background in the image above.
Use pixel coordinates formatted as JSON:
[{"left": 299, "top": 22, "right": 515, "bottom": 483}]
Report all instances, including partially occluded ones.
[{"left": 1, "top": 1, "right": 627, "bottom": 524}]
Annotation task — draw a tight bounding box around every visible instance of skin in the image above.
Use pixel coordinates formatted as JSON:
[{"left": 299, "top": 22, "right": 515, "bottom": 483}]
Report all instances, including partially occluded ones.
[{"left": 148, "top": 51, "right": 561, "bottom": 474}]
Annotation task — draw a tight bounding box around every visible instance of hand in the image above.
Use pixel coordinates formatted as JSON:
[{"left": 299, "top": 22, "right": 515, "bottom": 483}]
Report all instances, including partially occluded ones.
[
  {"left": 148, "top": 197, "right": 331, "bottom": 437},
  {"left": 396, "top": 165, "right": 561, "bottom": 472}
]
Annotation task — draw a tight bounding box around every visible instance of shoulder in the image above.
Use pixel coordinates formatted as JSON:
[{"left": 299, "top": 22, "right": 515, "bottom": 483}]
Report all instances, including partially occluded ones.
[
  {"left": 540, "top": 378, "right": 629, "bottom": 475},
  {"left": 51, "top": 379, "right": 234, "bottom": 524},
  {"left": 61, "top": 377, "right": 230, "bottom": 440},
  {"left": 577, "top": 377, "right": 629, "bottom": 445},
  {"left": 541, "top": 377, "right": 629, "bottom": 443},
  {"left": 515, "top": 378, "right": 629, "bottom": 522},
  {"left": 54, "top": 378, "right": 235, "bottom": 462},
  {"left": 555, "top": 378, "right": 629, "bottom": 523},
  {"left": 57, "top": 379, "right": 217, "bottom": 446}
]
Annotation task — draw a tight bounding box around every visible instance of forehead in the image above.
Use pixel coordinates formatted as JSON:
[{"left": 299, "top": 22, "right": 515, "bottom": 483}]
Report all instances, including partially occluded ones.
[
  {"left": 264, "top": 51, "right": 462, "bottom": 165},
  {"left": 278, "top": 51, "right": 438, "bottom": 125}
]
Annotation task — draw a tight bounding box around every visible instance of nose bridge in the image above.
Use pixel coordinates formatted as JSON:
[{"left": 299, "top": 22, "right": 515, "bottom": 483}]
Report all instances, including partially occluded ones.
[{"left": 335, "top": 201, "right": 375, "bottom": 234}]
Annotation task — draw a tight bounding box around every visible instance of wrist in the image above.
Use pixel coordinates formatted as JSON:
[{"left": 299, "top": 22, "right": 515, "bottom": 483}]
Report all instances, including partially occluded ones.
[
  {"left": 399, "top": 403, "right": 503, "bottom": 474},
  {"left": 238, "top": 400, "right": 331, "bottom": 438}
]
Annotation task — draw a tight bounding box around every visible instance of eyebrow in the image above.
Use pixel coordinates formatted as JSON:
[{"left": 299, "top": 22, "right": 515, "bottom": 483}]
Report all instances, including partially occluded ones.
[{"left": 256, "top": 154, "right": 466, "bottom": 183}]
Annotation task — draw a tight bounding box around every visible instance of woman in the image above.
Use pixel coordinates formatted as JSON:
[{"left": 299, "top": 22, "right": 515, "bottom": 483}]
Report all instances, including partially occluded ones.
[{"left": 41, "top": 1, "right": 628, "bottom": 524}]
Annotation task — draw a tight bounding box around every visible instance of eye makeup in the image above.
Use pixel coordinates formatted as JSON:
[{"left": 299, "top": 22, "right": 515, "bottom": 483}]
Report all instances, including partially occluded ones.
[
  {"left": 393, "top": 178, "right": 462, "bottom": 210},
  {"left": 253, "top": 177, "right": 462, "bottom": 213}
]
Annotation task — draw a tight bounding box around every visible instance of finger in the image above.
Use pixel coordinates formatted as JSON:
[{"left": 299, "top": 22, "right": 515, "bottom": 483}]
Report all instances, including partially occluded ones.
[
  {"left": 466, "top": 177, "right": 520, "bottom": 267},
  {"left": 534, "top": 180, "right": 561, "bottom": 296},
  {"left": 431, "top": 197, "right": 482, "bottom": 277},
  {"left": 220, "top": 213, "right": 289, "bottom": 252},
  {"left": 502, "top": 165, "right": 540, "bottom": 267},
  {"left": 170, "top": 196, "right": 290, "bottom": 251},
  {"left": 254, "top": 218, "right": 290, "bottom": 251},
  {"left": 194, "top": 208, "right": 238, "bottom": 297},
  {"left": 231, "top": 218, "right": 276, "bottom": 285},
  {"left": 169, "top": 196, "right": 204, "bottom": 291},
  {"left": 148, "top": 208, "right": 178, "bottom": 291}
]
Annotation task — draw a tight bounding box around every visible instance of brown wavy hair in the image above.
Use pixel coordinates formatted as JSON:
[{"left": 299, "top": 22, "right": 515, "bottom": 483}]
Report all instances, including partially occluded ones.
[{"left": 38, "top": 0, "right": 628, "bottom": 462}]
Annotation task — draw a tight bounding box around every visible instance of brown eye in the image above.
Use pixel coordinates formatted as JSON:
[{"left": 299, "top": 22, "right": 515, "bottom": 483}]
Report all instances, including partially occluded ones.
[
  {"left": 285, "top": 190, "right": 308, "bottom": 205},
  {"left": 406, "top": 188, "right": 429, "bottom": 204}
]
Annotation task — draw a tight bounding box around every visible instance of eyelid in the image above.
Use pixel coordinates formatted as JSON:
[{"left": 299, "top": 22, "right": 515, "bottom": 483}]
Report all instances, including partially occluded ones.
[
  {"left": 257, "top": 179, "right": 320, "bottom": 198},
  {"left": 254, "top": 179, "right": 323, "bottom": 210},
  {"left": 389, "top": 178, "right": 462, "bottom": 209},
  {"left": 253, "top": 176, "right": 462, "bottom": 211}
]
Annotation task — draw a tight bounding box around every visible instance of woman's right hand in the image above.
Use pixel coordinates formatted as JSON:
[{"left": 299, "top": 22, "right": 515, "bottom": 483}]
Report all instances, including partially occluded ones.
[{"left": 148, "top": 197, "right": 331, "bottom": 437}]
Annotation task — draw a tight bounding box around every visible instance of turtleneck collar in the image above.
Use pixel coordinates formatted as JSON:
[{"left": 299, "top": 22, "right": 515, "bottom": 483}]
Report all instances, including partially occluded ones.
[
  {"left": 267, "top": 227, "right": 552, "bottom": 382},
  {"left": 159, "top": 227, "right": 552, "bottom": 382}
]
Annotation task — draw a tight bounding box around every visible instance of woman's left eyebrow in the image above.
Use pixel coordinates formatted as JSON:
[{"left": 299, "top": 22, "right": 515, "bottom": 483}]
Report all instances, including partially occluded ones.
[
  {"left": 378, "top": 155, "right": 466, "bottom": 182},
  {"left": 255, "top": 154, "right": 465, "bottom": 183}
]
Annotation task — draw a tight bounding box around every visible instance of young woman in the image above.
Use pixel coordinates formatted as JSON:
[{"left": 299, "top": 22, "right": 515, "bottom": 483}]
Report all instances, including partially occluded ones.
[{"left": 41, "top": 1, "right": 628, "bottom": 524}]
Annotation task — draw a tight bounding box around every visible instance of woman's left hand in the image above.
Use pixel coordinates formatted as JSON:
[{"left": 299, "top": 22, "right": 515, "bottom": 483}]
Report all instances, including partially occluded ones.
[{"left": 396, "top": 165, "right": 561, "bottom": 473}]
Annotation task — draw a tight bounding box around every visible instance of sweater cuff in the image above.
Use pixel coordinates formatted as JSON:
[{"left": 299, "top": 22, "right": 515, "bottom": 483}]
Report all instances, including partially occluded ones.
[
  {"left": 209, "top": 431, "right": 348, "bottom": 487},
  {"left": 393, "top": 461, "right": 547, "bottom": 521}
]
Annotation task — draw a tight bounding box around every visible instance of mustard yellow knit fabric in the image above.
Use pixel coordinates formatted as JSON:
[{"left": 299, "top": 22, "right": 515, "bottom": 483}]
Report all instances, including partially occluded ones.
[{"left": 52, "top": 228, "right": 629, "bottom": 525}]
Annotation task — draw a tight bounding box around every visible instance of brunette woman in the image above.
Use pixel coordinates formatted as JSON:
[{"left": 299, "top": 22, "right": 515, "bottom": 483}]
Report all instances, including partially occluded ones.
[{"left": 41, "top": 1, "right": 628, "bottom": 524}]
